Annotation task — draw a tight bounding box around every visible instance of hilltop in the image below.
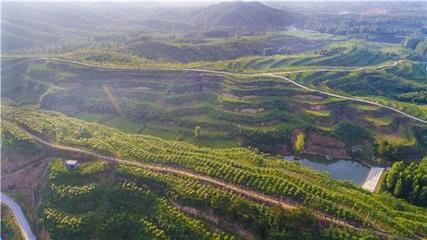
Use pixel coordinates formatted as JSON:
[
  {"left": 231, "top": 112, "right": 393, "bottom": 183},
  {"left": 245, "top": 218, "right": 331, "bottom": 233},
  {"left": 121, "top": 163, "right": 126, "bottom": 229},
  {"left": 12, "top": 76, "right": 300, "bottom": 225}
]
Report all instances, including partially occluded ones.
[{"left": 192, "top": 1, "right": 298, "bottom": 29}]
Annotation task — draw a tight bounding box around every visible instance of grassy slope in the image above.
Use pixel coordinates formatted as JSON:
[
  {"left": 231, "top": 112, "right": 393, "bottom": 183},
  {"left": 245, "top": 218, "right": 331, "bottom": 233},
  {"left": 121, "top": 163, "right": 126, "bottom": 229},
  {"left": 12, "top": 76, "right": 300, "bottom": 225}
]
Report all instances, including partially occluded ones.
[{"left": 3, "top": 105, "right": 427, "bottom": 239}]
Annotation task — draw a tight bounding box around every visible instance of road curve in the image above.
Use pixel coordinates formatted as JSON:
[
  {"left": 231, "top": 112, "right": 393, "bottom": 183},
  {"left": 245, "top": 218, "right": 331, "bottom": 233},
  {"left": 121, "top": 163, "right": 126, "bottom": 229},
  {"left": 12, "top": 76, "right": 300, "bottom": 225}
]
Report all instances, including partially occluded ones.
[
  {"left": 8, "top": 124, "right": 407, "bottom": 239},
  {"left": 1, "top": 193, "right": 36, "bottom": 240},
  {"left": 32, "top": 57, "right": 427, "bottom": 125}
]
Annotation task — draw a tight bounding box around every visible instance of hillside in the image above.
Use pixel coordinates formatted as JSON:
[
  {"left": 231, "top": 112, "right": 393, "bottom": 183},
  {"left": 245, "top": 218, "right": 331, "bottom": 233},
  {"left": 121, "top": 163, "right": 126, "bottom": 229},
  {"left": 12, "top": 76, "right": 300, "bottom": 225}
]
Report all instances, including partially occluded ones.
[
  {"left": 2, "top": 105, "right": 427, "bottom": 239},
  {"left": 125, "top": 34, "right": 326, "bottom": 62},
  {"left": 192, "top": 1, "right": 298, "bottom": 29},
  {"left": 1, "top": 2, "right": 114, "bottom": 50},
  {"left": 3, "top": 58, "right": 425, "bottom": 161},
  {"left": 0, "top": 2, "right": 190, "bottom": 52}
]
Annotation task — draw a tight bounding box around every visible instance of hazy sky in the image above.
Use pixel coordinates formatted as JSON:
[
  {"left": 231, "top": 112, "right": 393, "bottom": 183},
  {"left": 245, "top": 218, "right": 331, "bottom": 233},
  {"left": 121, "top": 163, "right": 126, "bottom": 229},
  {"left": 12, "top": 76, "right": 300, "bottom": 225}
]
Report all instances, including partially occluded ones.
[{"left": 4, "top": 0, "right": 421, "bottom": 2}]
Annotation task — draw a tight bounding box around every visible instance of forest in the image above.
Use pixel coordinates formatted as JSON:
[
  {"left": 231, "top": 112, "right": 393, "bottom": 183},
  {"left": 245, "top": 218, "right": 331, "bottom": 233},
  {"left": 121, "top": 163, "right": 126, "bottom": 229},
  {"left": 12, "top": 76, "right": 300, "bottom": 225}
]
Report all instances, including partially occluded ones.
[{"left": 383, "top": 158, "right": 427, "bottom": 207}]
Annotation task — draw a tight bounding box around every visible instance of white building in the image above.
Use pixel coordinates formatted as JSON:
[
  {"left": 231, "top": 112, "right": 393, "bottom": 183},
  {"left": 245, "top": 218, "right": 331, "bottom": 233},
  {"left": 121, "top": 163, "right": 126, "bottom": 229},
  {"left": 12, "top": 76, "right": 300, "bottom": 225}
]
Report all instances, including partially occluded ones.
[{"left": 65, "top": 160, "right": 79, "bottom": 169}]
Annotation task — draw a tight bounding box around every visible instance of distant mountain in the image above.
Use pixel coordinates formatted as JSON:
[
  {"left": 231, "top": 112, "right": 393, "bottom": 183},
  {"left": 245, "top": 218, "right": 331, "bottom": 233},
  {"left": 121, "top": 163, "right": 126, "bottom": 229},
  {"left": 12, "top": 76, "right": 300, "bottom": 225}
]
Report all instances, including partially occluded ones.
[{"left": 192, "top": 1, "right": 298, "bottom": 29}]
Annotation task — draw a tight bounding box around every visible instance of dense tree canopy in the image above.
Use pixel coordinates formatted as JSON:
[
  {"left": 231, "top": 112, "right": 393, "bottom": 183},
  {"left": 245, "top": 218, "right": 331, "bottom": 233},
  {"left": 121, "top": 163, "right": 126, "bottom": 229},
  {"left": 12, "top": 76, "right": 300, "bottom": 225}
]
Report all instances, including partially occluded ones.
[{"left": 384, "top": 157, "right": 427, "bottom": 207}]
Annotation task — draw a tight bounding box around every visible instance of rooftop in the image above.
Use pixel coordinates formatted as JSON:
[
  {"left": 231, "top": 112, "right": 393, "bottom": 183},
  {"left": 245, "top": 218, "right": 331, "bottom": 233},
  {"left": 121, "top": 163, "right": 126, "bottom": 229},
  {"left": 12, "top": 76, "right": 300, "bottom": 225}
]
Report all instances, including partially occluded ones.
[{"left": 65, "top": 160, "right": 79, "bottom": 165}]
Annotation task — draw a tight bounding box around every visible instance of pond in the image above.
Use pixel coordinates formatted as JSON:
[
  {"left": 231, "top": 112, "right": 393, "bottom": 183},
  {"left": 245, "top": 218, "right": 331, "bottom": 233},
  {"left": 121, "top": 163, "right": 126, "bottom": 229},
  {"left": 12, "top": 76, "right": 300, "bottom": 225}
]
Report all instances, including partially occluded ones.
[{"left": 284, "top": 155, "right": 370, "bottom": 185}]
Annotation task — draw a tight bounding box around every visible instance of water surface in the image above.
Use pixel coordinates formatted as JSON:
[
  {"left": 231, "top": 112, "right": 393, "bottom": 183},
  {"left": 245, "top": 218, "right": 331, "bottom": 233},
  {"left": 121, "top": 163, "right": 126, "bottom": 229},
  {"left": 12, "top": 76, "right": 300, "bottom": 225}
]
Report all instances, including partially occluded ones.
[{"left": 284, "top": 155, "right": 370, "bottom": 184}]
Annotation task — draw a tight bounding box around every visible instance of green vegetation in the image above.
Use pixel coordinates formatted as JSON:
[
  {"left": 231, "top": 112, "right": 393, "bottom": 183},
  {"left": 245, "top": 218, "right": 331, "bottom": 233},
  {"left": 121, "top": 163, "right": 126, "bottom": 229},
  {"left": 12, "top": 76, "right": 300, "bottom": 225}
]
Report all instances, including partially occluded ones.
[
  {"left": 364, "top": 116, "right": 391, "bottom": 127},
  {"left": 402, "top": 37, "right": 427, "bottom": 58},
  {"left": 375, "top": 140, "right": 415, "bottom": 162},
  {"left": 386, "top": 62, "right": 427, "bottom": 84},
  {"left": 3, "top": 105, "right": 427, "bottom": 239},
  {"left": 383, "top": 157, "right": 427, "bottom": 207},
  {"left": 1, "top": 204, "right": 23, "bottom": 240},
  {"left": 36, "top": 157, "right": 376, "bottom": 240},
  {"left": 302, "top": 45, "right": 397, "bottom": 67},
  {"left": 285, "top": 61, "right": 427, "bottom": 123},
  {"left": 304, "top": 109, "right": 330, "bottom": 117},
  {"left": 3, "top": 57, "right": 424, "bottom": 161},
  {"left": 333, "top": 122, "right": 371, "bottom": 146},
  {"left": 397, "top": 91, "right": 427, "bottom": 104},
  {"left": 294, "top": 132, "right": 305, "bottom": 154},
  {"left": 59, "top": 42, "right": 400, "bottom": 72},
  {"left": 303, "top": 14, "right": 424, "bottom": 37},
  {"left": 102, "top": 117, "right": 141, "bottom": 133}
]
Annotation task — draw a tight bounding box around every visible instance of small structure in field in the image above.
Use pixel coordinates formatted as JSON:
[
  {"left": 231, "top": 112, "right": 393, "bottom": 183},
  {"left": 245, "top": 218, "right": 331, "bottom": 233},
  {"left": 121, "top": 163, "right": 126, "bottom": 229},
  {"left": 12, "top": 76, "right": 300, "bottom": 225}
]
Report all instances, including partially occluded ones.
[{"left": 65, "top": 160, "right": 80, "bottom": 169}]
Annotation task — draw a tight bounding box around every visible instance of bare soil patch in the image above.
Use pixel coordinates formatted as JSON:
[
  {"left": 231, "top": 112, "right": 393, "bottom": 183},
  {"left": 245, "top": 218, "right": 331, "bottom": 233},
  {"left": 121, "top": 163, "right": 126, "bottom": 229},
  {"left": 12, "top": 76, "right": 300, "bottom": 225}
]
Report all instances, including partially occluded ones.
[
  {"left": 1, "top": 152, "right": 50, "bottom": 190},
  {"left": 303, "top": 132, "right": 350, "bottom": 159}
]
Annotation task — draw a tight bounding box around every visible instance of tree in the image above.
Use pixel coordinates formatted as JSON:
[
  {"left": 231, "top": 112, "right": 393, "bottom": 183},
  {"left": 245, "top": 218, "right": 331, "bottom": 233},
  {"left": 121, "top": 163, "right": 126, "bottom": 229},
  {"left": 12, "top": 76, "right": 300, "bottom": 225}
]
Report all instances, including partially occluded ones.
[
  {"left": 383, "top": 158, "right": 427, "bottom": 207},
  {"left": 393, "top": 179, "right": 403, "bottom": 197},
  {"left": 294, "top": 133, "right": 305, "bottom": 154},
  {"left": 419, "top": 186, "right": 427, "bottom": 204},
  {"left": 77, "top": 128, "right": 92, "bottom": 139},
  {"left": 194, "top": 126, "right": 201, "bottom": 138},
  {"left": 385, "top": 161, "right": 404, "bottom": 190}
]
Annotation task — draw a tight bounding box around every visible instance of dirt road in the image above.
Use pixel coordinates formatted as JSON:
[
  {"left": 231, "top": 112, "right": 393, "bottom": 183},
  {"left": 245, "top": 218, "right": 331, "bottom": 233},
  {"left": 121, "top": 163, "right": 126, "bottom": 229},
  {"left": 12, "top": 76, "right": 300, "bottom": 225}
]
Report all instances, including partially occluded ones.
[{"left": 9, "top": 124, "right": 407, "bottom": 239}]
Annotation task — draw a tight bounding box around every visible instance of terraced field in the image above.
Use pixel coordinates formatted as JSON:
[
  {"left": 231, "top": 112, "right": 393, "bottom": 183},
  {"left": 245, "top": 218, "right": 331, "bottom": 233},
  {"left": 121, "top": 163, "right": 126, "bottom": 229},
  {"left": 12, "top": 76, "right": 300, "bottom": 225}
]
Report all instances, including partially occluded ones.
[
  {"left": 284, "top": 61, "right": 427, "bottom": 121},
  {"left": 3, "top": 58, "right": 424, "bottom": 160},
  {"left": 52, "top": 39, "right": 401, "bottom": 74}
]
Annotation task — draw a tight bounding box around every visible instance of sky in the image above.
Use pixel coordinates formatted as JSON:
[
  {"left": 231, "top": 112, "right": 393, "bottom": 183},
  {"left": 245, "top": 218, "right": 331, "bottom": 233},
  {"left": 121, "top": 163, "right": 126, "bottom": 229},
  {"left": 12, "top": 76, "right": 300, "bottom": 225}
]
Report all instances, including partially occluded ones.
[{"left": 3, "top": 0, "right": 422, "bottom": 2}]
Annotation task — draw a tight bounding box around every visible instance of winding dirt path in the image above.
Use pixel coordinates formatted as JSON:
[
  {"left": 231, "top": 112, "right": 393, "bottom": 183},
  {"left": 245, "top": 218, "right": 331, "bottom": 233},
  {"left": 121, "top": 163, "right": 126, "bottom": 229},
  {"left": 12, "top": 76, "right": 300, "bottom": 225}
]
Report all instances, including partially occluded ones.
[{"left": 10, "top": 124, "right": 408, "bottom": 239}]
